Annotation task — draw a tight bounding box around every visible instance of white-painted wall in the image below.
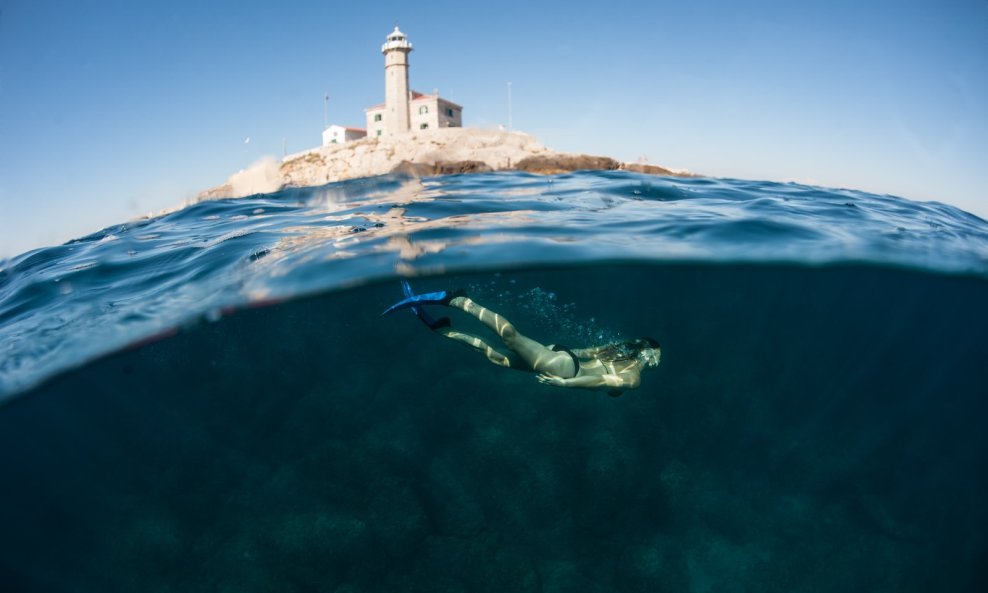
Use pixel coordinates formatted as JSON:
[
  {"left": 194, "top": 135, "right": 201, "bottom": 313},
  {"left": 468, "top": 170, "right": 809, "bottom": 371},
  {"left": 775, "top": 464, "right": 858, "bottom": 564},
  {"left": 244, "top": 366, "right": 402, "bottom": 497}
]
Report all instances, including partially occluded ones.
[
  {"left": 410, "top": 97, "right": 439, "bottom": 131},
  {"left": 437, "top": 98, "right": 463, "bottom": 128},
  {"left": 365, "top": 107, "right": 386, "bottom": 138},
  {"left": 322, "top": 125, "right": 367, "bottom": 146},
  {"left": 409, "top": 96, "right": 463, "bottom": 131}
]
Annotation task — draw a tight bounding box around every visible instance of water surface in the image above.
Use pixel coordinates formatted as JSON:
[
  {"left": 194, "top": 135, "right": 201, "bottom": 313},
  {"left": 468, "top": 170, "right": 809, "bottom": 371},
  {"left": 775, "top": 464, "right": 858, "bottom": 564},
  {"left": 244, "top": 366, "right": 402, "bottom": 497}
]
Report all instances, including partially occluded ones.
[{"left": 1, "top": 171, "right": 986, "bottom": 591}]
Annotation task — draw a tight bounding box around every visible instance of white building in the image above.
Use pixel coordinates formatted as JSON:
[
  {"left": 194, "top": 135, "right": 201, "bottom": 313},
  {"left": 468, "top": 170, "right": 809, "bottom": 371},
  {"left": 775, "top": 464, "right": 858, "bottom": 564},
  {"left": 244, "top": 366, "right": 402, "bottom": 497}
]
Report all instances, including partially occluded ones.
[
  {"left": 321, "top": 124, "right": 366, "bottom": 146},
  {"left": 364, "top": 27, "right": 463, "bottom": 138}
]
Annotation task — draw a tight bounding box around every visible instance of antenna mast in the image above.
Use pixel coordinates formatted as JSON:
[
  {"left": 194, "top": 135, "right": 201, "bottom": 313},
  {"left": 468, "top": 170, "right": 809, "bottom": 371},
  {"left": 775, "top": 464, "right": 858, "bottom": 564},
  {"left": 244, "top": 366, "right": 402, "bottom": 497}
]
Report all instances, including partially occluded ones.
[
  {"left": 323, "top": 93, "right": 329, "bottom": 129},
  {"left": 507, "top": 81, "right": 513, "bottom": 131}
]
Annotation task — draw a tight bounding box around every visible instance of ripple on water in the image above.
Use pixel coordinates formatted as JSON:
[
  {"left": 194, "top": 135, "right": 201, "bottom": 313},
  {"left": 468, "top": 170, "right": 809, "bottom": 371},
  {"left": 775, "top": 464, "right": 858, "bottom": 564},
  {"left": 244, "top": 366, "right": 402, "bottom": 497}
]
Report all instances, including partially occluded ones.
[{"left": 1, "top": 170, "right": 987, "bottom": 399}]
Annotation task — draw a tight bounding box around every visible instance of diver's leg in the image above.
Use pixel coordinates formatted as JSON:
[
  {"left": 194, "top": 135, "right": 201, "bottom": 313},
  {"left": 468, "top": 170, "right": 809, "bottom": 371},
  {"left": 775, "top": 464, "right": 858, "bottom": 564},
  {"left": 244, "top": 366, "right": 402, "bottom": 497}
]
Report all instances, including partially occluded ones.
[
  {"left": 434, "top": 327, "right": 513, "bottom": 368},
  {"left": 448, "top": 296, "right": 576, "bottom": 377}
]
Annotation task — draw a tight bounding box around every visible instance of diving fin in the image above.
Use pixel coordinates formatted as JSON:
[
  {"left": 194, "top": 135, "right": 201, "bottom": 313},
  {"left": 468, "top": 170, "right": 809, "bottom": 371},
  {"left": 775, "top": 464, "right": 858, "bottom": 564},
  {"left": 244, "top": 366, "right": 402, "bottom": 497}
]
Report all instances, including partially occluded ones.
[
  {"left": 402, "top": 280, "right": 448, "bottom": 330},
  {"left": 381, "top": 281, "right": 454, "bottom": 331},
  {"left": 381, "top": 288, "right": 451, "bottom": 316}
]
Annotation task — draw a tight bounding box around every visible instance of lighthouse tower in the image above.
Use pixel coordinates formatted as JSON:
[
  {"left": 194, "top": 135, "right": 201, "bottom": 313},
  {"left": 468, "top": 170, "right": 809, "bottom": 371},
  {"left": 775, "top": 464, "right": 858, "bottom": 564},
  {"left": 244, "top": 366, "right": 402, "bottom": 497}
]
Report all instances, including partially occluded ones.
[
  {"left": 364, "top": 27, "right": 463, "bottom": 137},
  {"left": 382, "top": 26, "right": 413, "bottom": 135}
]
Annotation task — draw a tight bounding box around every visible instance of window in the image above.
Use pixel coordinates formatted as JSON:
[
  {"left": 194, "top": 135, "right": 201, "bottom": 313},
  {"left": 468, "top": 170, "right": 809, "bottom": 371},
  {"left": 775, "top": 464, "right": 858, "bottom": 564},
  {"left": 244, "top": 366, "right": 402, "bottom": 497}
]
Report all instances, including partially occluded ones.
[
  {"left": 446, "top": 108, "right": 454, "bottom": 117},
  {"left": 419, "top": 106, "right": 429, "bottom": 114},
  {"left": 373, "top": 114, "right": 382, "bottom": 122},
  {"left": 420, "top": 123, "right": 429, "bottom": 129},
  {"left": 376, "top": 130, "right": 382, "bottom": 137}
]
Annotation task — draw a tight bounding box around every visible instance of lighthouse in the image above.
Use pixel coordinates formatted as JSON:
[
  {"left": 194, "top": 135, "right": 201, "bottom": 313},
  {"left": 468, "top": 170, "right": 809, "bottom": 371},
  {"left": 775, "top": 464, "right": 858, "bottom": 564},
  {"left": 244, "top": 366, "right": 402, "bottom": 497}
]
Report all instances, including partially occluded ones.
[
  {"left": 365, "top": 27, "right": 463, "bottom": 138},
  {"left": 382, "top": 26, "right": 413, "bottom": 135}
]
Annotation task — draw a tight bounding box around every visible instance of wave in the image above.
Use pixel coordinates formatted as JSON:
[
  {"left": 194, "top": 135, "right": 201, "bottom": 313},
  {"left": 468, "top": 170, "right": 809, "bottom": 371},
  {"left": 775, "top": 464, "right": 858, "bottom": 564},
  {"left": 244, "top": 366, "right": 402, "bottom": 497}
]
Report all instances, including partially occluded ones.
[{"left": 1, "top": 171, "right": 987, "bottom": 399}]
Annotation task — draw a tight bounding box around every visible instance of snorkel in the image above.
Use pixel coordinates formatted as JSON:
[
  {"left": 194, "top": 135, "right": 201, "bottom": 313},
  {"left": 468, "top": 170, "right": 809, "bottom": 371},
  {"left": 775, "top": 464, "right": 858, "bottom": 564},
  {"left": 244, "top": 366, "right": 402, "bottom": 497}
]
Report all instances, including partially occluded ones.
[{"left": 636, "top": 338, "right": 661, "bottom": 367}]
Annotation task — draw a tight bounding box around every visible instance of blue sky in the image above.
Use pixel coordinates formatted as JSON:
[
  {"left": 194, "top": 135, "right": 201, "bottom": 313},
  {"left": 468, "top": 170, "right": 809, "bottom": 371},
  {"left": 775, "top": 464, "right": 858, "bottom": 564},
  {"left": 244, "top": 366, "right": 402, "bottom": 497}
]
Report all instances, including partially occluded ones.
[{"left": 1, "top": 0, "right": 986, "bottom": 258}]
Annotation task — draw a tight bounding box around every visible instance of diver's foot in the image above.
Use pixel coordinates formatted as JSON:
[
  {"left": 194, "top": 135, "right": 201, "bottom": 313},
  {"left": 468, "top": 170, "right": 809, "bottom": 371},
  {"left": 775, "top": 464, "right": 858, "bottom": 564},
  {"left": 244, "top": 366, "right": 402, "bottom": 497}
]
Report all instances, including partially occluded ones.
[
  {"left": 445, "top": 288, "right": 467, "bottom": 306},
  {"left": 428, "top": 316, "right": 452, "bottom": 330}
]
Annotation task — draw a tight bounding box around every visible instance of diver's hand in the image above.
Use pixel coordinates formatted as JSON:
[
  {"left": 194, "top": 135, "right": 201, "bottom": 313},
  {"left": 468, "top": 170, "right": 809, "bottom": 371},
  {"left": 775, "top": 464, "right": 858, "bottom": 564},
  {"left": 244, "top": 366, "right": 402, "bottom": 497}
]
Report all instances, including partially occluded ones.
[{"left": 537, "top": 373, "right": 567, "bottom": 387}]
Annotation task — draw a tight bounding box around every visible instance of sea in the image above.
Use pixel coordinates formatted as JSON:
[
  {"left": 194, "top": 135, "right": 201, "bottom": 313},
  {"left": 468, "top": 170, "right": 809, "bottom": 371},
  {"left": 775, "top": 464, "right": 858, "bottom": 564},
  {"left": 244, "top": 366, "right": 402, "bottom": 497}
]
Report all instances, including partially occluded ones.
[{"left": 1, "top": 170, "right": 986, "bottom": 592}]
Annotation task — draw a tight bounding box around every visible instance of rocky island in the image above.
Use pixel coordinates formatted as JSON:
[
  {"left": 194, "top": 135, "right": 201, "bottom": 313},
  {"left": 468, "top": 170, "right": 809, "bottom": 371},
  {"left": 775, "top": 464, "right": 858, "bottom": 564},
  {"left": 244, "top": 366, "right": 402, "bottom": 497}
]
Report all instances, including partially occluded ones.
[
  {"left": 195, "top": 127, "right": 695, "bottom": 202},
  {"left": 195, "top": 26, "right": 694, "bottom": 204}
]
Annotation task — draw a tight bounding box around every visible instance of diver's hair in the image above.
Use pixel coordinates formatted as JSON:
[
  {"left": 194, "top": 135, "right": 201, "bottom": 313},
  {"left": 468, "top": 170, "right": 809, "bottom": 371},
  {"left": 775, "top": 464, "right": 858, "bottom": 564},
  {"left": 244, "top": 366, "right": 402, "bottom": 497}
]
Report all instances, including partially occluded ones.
[{"left": 596, "top": 337, "right": 660, "bottom": 362}]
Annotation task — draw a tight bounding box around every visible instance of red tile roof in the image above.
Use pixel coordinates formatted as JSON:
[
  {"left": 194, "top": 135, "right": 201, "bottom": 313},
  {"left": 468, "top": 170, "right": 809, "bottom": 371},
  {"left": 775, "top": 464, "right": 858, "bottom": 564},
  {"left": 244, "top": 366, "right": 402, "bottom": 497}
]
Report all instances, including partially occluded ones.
[{"left": 364, "top": 90, "right": 463, "bottom": 111}]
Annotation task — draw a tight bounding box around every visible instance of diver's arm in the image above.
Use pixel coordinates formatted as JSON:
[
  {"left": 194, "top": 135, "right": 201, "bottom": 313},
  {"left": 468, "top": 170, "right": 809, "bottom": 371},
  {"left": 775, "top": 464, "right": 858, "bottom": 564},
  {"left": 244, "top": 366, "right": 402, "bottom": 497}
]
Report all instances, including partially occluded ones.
[{"left": 537, "top": 371, "right": 640, "bottom": 391}]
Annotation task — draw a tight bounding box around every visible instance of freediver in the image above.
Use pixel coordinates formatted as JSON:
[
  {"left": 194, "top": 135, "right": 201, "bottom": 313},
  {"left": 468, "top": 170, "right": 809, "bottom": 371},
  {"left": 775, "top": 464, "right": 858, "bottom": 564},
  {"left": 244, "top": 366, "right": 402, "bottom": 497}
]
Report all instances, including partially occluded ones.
[{"left": 382, "top": 282, "right": 661, "bottom": 396}]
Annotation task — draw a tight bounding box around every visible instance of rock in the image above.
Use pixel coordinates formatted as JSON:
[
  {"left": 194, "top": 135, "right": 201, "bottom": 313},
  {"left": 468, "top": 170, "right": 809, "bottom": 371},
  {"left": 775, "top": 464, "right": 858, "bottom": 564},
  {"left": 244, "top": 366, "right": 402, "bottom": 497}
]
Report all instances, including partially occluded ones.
[
  {"left": 196, "top": 183, "right": 234, "bottom": 200},
  {"left": 390, "top": 160, "right": 435, "bottom": 177},
  {"left": 513, "top": 154, "right": 621, "bottom": 175},
  {"left": 391, "top": 160, "right": 493, "bottom": 177},
  {"left": 186, "top": 128, "right": 695, "bottom": 207},
  {"left": 621, "top": 163, "right": 673, "bottom": 175},
  {"left": 434, "top": 160, "right": 493, "bottom": 175},
  {"left": 620, "top": 162, "right": 696, "bottom": 177}
]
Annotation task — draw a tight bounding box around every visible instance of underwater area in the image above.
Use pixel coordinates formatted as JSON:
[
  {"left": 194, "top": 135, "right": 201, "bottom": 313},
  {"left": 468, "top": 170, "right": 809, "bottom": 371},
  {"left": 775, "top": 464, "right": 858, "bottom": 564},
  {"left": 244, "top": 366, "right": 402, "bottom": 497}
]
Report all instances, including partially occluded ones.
[{"left": 1, "top": 171, "right": 987, "bottom": 591}]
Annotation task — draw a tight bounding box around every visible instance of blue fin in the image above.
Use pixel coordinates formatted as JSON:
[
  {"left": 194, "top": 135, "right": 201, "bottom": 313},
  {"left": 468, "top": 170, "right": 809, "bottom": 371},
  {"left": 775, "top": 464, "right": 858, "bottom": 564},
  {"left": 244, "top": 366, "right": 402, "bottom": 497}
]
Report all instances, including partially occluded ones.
[
  {"left": 380, "top": 290, "right": 449, "bottom": 316},
  {"left": 401, "top": 280, "right": 448, "bottom": 329}
]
